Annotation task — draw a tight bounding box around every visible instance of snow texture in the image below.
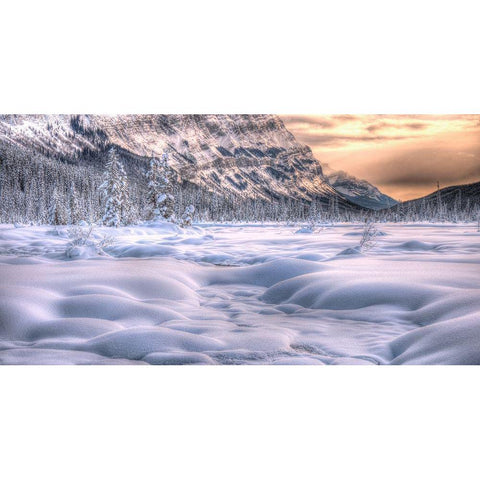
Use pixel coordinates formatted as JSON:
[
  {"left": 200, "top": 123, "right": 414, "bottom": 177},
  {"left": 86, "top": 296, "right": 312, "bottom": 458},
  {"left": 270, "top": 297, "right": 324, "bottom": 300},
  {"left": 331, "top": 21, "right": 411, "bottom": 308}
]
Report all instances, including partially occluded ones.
[{"left": 0, "top": 222, "right": 479, "bottom": 364}]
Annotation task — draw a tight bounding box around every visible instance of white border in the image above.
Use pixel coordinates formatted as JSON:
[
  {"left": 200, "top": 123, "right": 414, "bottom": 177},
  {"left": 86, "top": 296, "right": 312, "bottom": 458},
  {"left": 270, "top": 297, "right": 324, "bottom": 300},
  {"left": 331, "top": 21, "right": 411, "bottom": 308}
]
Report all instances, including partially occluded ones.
[
  {"left": 2, "top": 366, "right": 480, "bottom": 480},
  {"left": 1, "top": 1, "right": 479, "bottom": 479},
  {"left": 1, "top": 1, "right": 479, "bottom": 113}
]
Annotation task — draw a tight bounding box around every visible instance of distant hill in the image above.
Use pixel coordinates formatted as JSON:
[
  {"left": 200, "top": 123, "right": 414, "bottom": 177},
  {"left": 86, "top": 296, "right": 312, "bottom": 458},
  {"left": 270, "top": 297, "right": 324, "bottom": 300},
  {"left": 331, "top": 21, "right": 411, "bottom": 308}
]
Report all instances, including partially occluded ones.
[
  {"left": 384, "top": 181, "right": 480, "bottom": 221},
  {"left": 402, "top": 181, "right": 480, "bottom": 209}
]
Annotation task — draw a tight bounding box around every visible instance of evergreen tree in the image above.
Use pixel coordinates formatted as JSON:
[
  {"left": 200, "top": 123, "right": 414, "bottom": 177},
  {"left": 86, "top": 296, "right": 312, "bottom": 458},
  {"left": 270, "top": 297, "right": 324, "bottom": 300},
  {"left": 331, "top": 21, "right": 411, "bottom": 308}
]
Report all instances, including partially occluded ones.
[
  {"left": 180, "top": 205, "right": 195, "bottom": 227},
  {"left": 307, "top": 199, "right": 320, "bottom": 229},
  {"left": 157, "top": 153, "right": 175, "bottom": 222},
  {"left": 119, "top": 161, "right": 131, "bottom": 224},
  {"left": 48, "top": 187, "right": 67, "bottom": 225},
  {"left": 69, "top": 182, "right": 81, "bottom": 224},
  {"left": 146, "top": 153, "right": 163, "bottom": 220},
  {"left": 100, "top": 147, "right": 129, "bottom": 227}
]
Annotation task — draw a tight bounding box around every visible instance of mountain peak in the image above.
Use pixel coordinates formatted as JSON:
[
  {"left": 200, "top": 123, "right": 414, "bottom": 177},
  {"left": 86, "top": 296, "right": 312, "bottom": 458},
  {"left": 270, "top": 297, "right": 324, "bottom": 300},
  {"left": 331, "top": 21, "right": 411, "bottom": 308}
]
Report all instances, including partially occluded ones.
[{"left": 322, "top": 163, "right": 397, "bottom": 210}]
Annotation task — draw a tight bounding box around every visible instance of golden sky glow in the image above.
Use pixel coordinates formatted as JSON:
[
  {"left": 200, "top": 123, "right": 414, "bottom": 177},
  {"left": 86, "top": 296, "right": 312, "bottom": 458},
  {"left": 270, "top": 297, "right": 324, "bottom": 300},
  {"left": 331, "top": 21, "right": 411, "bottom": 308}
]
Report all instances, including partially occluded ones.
[{"left": 281, "top": 115, "right": 480, "bottom": 201}]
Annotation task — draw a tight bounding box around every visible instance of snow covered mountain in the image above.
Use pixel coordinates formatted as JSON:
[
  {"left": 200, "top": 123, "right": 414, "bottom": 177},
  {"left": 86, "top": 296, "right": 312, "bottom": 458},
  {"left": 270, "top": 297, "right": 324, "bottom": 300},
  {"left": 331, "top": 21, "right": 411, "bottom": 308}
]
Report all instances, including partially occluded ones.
[
  {"left": 323, "top": 164, "right": 397, "bottom": 210},
  {"left": 0, "top": 114, "right": 391, "bottom": 209}
]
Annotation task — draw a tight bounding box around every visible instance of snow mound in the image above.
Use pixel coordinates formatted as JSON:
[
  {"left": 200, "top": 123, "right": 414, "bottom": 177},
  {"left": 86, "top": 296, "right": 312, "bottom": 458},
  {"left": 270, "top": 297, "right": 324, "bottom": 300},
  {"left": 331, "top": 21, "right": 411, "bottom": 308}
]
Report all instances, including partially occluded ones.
[
  {"left": 396, "top": 240, "right": 442, "bottom": 251},
  {"left": 295, "top": 227, "right": 315, "bottom": 234},
  {"left": 83, "top": 327, "right": 224, "bottom": 360},
  {"left": 65, "top": 244, "right": 107, "bottom": 259},
  {"left": 336, "top": 246, "right": 362, "bottom": 256},
  {"left": 390, "top": 314, "right": 480, "bottom": 364},
  {"left": 0, "top": 348, "right": 146, "bottom": 365},
  {"left": 262, "top": 274, "right": 440, "bottom": 311}
]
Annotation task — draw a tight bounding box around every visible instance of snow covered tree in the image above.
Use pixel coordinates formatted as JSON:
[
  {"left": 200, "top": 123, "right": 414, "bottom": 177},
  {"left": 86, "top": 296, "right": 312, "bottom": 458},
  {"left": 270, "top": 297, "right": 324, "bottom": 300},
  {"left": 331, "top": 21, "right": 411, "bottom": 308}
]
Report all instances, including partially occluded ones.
[
  {"left": 160, "top": 153, "right": 176, "bottom": 222},
  {"left": 68, "top": 182, "right": 81, "bottom": 224},
  {"left": 180, "top": 205, "right": 195, "bottom": 227},
  {"left": 48, "top": 187, "right": 67, "bottom": 225},
  {"left": 146, "top": 153, "right": 162, "bottom": 220},
  {"left": 436, "top": 180, "right": 445, "bottom": 221},
  {"left": 119, "top": 165, "right": 132, "bottom": 224},
  {"left": 476, "top": 205, "right": 480, "bottom": 232},
  {"left": 307, "top": 200, "right": 321, "bottom": 230},
  {"left": 100, "top": 147, "right": 130, "bottom": 227},
  {"left": 157, "top": 153, "right": 175, "bottom": 222},
  {"left": 147, "top": 152, "right": 176, "bottom": 222}
]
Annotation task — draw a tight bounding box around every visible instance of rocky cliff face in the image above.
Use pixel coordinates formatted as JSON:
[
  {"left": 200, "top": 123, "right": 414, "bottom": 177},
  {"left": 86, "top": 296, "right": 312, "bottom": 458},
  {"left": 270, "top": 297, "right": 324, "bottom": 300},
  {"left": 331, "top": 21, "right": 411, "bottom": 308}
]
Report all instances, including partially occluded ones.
[
  {"left": 95, "top": 114, "right": 342, "bottom": 202},
  {"left": 0, "top": 114, "right": 389, "bottom": 208}
]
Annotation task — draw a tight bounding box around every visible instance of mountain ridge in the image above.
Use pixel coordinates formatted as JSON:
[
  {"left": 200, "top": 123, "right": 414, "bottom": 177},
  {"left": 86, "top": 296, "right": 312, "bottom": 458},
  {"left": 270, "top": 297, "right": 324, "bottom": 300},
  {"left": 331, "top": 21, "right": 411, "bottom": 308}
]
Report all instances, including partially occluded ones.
[{"left": 0, "top": 114, "right": 392, "bottom": 210}]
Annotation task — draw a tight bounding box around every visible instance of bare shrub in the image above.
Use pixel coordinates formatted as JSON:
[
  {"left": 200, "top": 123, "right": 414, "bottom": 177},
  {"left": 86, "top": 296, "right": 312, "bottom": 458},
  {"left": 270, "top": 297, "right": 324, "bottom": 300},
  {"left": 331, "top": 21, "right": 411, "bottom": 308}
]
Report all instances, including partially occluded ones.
[
  {"left": 65, "top": 224, "right": 115, "bottom": 257},
  {"left": 359, "top": 221, "right": 378, "bottom": 252}
]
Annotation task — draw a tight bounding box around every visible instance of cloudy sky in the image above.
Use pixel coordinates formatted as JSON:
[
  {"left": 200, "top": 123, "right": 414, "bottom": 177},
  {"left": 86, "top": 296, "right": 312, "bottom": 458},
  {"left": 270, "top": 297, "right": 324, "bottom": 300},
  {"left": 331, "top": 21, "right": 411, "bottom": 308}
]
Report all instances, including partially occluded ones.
[{"left": 281, "top": 115, "right": 480, "bottom": 201}]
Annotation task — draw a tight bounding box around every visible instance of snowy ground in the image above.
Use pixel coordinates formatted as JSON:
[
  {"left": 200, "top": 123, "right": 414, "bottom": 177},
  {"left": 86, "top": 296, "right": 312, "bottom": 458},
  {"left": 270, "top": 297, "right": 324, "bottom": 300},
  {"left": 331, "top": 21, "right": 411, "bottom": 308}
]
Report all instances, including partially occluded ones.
[{"left": 0, "top": 221, "right": 479, "bottom": 364}]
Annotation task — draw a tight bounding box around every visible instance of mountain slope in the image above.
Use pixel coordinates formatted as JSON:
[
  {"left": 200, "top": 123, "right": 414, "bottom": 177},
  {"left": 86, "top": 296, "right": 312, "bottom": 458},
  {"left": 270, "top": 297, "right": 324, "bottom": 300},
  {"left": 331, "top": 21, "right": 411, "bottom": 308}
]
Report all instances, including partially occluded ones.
[
  {"left": 323, "top": 164, "right": 397, "bottom": 210},
  {"left": 0, "top": 115, "right": 332, "bottom": 202},
  {"left": 0, "top": 114, "right": 392, "bottom": 214},
  {"left": 398, "top": 181, "right": 480, "bottom": 213}
]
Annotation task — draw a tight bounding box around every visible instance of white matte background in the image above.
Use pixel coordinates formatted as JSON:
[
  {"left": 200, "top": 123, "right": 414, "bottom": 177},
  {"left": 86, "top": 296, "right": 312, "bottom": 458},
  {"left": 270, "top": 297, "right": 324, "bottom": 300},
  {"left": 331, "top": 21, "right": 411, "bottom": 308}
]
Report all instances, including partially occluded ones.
[{"left": 1, "top": 1, "right": 479, "bottom": 479}]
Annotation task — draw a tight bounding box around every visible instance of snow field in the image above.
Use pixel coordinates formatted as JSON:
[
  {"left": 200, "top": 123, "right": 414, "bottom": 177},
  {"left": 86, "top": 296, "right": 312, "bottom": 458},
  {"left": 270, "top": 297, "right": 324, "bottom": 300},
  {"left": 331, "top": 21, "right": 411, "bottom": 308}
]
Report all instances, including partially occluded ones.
[{"left": 0, "top": 222, "right": 479, "bottom": 364}]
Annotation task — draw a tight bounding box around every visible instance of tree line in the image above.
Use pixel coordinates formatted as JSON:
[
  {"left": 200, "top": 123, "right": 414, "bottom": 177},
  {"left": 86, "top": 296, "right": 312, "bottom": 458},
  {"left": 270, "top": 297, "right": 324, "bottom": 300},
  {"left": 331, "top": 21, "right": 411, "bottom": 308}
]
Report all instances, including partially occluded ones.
[{"left": 0, "top": 142, "right": 478, "bottom": 225}]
